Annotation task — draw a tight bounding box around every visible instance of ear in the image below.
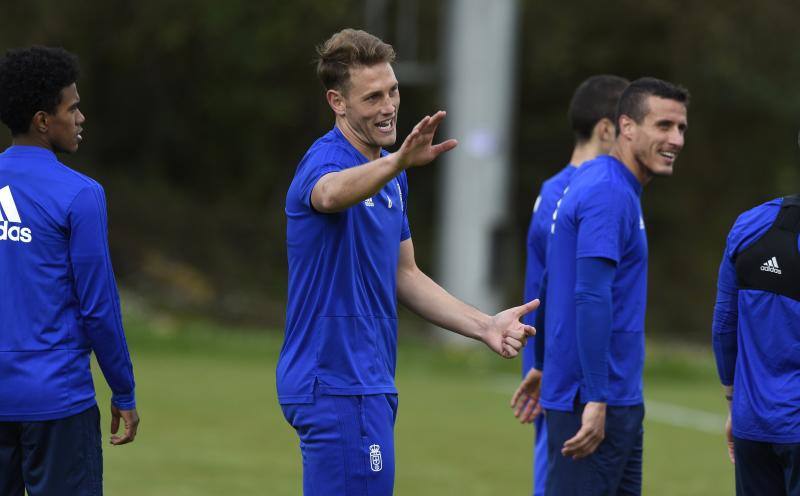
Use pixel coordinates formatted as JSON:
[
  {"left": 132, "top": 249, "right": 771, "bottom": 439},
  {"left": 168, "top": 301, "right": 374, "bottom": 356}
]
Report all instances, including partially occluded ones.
[
  {"left": 31, "top": 111, "right": 49, "bottom": 134},
  {"left": 593, "top": 118, "right": 615, "bottom": 142},
  {"left": 618, "top": 114, "right": 636, "bottom": 141},
  {"left": 326, "top": 89, "right": 346, "bottom": 117}
]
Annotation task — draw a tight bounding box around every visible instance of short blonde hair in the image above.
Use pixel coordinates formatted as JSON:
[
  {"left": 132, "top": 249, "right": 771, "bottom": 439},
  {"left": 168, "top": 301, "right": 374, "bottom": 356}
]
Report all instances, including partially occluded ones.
[{"left": 316, "top": 29, "right": 395, "bottom": 94}]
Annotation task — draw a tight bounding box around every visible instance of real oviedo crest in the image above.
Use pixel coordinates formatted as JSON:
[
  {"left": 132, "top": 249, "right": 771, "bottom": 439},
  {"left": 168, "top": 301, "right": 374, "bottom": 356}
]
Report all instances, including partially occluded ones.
[{"left": 369, "top": 444, "right": 382, "bottom": 472}]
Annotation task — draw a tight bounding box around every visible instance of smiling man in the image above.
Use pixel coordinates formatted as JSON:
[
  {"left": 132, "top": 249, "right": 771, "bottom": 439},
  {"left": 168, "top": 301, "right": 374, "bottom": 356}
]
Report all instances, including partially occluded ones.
[
  {"left": 277, "top": 29, "right": 538, "bottom": 495},
  {"left": 531, "top": 77, "right": 689, "bottom": 495},
  {"left": 0, "top": 46, "right": 138, "bottom": 496}
]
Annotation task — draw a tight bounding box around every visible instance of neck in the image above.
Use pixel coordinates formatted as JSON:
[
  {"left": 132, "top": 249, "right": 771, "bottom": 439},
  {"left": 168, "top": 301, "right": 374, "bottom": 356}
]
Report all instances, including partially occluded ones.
[
  {"left": 12, "top": 133, "right": 53, "bottom": 152},
  {"left": 609, "top": 142, "right": 650, "bottom": 186},
  {"left": 335, "top": 117, "right": 381, "bottom": 161},
  {"left": 569, "top": 140, "right": 604, "bottom": 167}
]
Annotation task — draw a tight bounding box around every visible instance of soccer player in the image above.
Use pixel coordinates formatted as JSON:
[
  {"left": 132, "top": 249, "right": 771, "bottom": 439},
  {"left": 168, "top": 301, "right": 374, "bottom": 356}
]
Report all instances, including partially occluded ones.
[
  {"left": 277, "top": 29, "right": 538, "bottom": 495},
  {"left": 712, "top": 186, "right": 800, "bottom": 495},
  {"left": 0, "top": 47, "right": 138, "bottom": 495},
  {"left": 526, "top": 78, "right": 688, "bottom": 495},
  {"left": 510, "top": 74, "right": 629, "bottom": 496}
]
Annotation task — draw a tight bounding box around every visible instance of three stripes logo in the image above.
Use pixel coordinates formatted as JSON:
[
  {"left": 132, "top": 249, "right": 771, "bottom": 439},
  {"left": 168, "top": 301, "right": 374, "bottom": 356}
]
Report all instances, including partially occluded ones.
[
  {"left": 760, "top": 256, "right": 782, "bottom": 275},
  {"left": 0, "top": 186, "right": 33, "bottom": 243}
]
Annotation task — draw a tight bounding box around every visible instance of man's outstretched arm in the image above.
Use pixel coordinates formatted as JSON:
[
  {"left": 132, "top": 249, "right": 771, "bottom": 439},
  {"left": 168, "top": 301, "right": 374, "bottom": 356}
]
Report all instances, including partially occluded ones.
[
  {"left": 312, "top": 111, "right": 457, "bottom": 212},
  {"left": 396, "top": 238, "right": 538, "bottom": 358}
]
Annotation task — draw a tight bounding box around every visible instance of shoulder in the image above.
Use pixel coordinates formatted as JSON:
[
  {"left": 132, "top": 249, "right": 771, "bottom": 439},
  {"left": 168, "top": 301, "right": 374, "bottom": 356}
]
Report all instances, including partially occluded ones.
[
  {"left": 728, "top": 198, "right": 782, "bottom": 248},
  {"left": 301, "top": 130, "right": 361, "bottom": 170},
  {"left": 540, "top": 166, "right": 575, "bottom": 196},
  {"left": 569, "top": 162, "right": 617, "bottom": 199},
  {"left": 733, "top": 198, "right": 781, "bottom": 227},
  {"left": 41, "top": 160, "right": 106, "bottom": 208}
]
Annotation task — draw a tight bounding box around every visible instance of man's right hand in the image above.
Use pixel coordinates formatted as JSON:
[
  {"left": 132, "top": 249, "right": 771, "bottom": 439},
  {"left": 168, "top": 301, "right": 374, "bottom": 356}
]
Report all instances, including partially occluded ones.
[
  {"left": 561, "top": 401, "right": 606, "bottom": 459},
  {"left": 110, "top": 404, "right": 140, "bottom": 446},
  {"left": 395, "top": 111, "right": 458, "bottom": 169},
  {"left": 510, "top": 368, "right": 543, "bottom": 423}
]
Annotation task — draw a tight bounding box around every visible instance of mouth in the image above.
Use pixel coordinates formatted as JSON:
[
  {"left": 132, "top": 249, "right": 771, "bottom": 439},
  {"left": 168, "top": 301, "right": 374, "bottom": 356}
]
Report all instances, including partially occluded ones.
[
  {"left": 659, "top": 150, "right": 677, "bottom": 164},
  {"left": 375, "top": 117, "right": 395, "bottom": 134},
  {"left": 76, "top": 129, "right": 83, "bottom": 142}
]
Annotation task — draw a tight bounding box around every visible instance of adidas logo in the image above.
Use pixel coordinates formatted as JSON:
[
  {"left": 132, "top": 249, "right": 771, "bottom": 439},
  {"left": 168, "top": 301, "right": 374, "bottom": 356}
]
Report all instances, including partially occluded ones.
[
  {"left": 760, "top": 256, "right": 782, "bottom": 275},
  {"left": 363, "top": 197, "right": 375, "bottom": 207},
  {"left": 0, "top": 186, "right": 33, "bottom": 243}
]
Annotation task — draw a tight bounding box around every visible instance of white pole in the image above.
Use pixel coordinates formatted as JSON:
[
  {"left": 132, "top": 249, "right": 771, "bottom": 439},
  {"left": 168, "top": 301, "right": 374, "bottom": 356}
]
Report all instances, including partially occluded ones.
[{"left": 436, "top": 0, "right": 519, "bottom": 342}]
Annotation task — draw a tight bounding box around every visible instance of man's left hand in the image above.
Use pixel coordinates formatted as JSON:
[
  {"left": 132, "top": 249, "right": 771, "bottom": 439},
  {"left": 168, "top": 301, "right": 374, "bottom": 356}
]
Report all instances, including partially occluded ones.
[
  {"left": 562, "top": 401, "right": 606, "bottom": 459},
  {"left": 110, "top": 404, "right": 140, "bottom": 446}
]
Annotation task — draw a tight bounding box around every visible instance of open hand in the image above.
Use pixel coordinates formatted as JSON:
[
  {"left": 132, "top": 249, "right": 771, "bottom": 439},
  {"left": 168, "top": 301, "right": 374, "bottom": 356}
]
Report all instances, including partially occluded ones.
[
  {"left": 396, "top": 111, "right": 458, "bottom": 169},
  {"left": 510, "top": 368, "right": 542, "bottom": 423}
]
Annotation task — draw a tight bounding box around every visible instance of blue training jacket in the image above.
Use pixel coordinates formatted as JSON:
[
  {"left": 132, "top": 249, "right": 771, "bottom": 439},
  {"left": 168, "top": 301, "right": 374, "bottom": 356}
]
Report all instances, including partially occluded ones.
[
  {"left": 0, "top": 145, "right": 135, "bottom": 421},
  {"left": 520, "top": 165, "right": 577, "bottom": 377},
  {"left": 712, "top": 198, "right": 800, "bottom": 443}
]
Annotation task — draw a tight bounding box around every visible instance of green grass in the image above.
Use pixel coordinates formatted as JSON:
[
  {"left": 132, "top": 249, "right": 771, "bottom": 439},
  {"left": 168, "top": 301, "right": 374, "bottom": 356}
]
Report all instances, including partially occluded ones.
[{"left": 94, "top": 318, "right": 733, "bottom": 495}]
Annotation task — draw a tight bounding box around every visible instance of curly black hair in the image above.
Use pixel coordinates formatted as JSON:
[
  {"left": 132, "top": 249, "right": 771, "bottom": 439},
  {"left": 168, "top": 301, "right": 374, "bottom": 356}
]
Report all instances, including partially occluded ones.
[{"left": 0, "top": 46, "right": 80, "bottom": 135}]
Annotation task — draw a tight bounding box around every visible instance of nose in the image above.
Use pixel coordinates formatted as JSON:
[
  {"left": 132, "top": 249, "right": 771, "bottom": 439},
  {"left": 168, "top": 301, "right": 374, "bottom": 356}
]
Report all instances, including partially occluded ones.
[
  {"left": 77, "top": 110, "right": 86, "bottom": 125},
  {"left": 669, "top": 127, "right": 684, "bottom": 149},
  {"left": 382, "top": 94, "right": 398, "bottom": 115}
]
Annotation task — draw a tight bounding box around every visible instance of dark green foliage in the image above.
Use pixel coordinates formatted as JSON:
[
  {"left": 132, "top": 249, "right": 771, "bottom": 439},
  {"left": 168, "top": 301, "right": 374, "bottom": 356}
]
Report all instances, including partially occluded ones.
[{"left": 2, "top": 0, "right": 799, "bottom": 336}]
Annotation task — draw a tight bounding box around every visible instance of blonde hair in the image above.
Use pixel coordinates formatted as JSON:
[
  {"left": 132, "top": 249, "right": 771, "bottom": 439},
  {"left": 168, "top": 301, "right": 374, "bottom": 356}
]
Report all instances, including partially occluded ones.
[{"left": 316, "top": 29, "right": 395, "bottom": 93}]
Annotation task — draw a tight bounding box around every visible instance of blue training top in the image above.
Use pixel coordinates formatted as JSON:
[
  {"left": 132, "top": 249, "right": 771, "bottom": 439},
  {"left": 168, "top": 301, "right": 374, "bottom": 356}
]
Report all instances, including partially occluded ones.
[
  {"left": 712, "top": 198, "right": 800, "bottom": 443},
  {"left": 521, "top": 164, "right": 576, "bottom": 377},
  {"left": 277, "top": 127, "right": 411, "bottom": 404},
  {"left": 0, "top": 145, "right": 135, "bottom": 421},
  {"left": 540, "top": 155, "right": 647, "bottom": 411}
]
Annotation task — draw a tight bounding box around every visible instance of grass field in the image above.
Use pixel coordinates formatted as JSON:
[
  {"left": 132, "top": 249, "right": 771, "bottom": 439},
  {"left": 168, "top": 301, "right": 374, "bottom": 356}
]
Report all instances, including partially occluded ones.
[{"left": 95, "top": 316, "right": 734, "bottom": 495}]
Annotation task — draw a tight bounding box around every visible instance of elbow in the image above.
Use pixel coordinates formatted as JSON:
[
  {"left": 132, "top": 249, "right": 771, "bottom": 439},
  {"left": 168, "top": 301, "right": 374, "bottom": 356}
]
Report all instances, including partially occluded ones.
[
  {"left": 313, "top": 189, "right": 341, "bottom": 213},
  {"left": 574, "top": 289, "right": 607, "bottom": 306}
]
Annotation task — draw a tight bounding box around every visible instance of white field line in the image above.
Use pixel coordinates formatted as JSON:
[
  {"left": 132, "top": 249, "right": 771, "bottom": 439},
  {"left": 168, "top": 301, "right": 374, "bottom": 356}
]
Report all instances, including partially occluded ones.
[
  {"left": 644, "top": 400, "right": 725, "bottom": 434},
  {"left": 488, "top": 380, "right": 725, "bottom": 434}
]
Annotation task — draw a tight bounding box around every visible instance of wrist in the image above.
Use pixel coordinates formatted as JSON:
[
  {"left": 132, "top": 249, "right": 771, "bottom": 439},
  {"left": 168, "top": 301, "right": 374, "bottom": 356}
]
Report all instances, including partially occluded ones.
[
  {"left": 722, "top": 384, "right": 733, "bottom": 402},
  {"left": 387, "top": 152, "right": 408, "bottom": 173},
  {"left": 475, "top": 313, "right": 492, "bottom": 343},
  {"left": 586, "top": 401, "right": 607, "bottom": 411}
]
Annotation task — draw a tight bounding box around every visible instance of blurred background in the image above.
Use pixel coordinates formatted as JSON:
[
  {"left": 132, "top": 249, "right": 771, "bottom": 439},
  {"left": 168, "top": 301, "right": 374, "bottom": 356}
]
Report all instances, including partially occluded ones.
[{"left": 3, "top": 0, "right": 799, "bottom": 494}]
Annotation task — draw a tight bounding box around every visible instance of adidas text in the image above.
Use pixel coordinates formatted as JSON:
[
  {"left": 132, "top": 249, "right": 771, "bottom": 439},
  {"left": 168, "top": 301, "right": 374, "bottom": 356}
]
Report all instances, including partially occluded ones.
[{"left": 0, "top": 221, "right": 32, "bottom": 243}]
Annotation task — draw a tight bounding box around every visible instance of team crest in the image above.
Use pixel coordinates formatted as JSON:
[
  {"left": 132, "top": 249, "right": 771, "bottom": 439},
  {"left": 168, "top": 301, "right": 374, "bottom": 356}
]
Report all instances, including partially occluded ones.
[{"left": 369, "top": 444, "right": 382, "bottom": 472}]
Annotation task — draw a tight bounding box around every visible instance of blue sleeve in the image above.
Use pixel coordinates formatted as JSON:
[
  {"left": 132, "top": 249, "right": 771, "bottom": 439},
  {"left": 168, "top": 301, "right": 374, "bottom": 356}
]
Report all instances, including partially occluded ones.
[
  {"left": 68, "top": 185, "right": 136, "bottom": 409},
  {"left": 522, "top": 194, "right": 545, "bottom": 374},
  {"left": 399, "top": 172, "right": 411, "bottom": 241},
  {"left": 575, "top": 257, "right": 616, "bottom": 402},
  {"left": 297, "top": 149, "right": 344, "bottom": 210},
  {"left": 533, "top": 271, "right": 547, "bottom": 371},
  {"left": 711, "top": 238, "right": 739, "bottom": 386},
  {"left": 576, "top": 183, "right": 628, "bottom": 263}
]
